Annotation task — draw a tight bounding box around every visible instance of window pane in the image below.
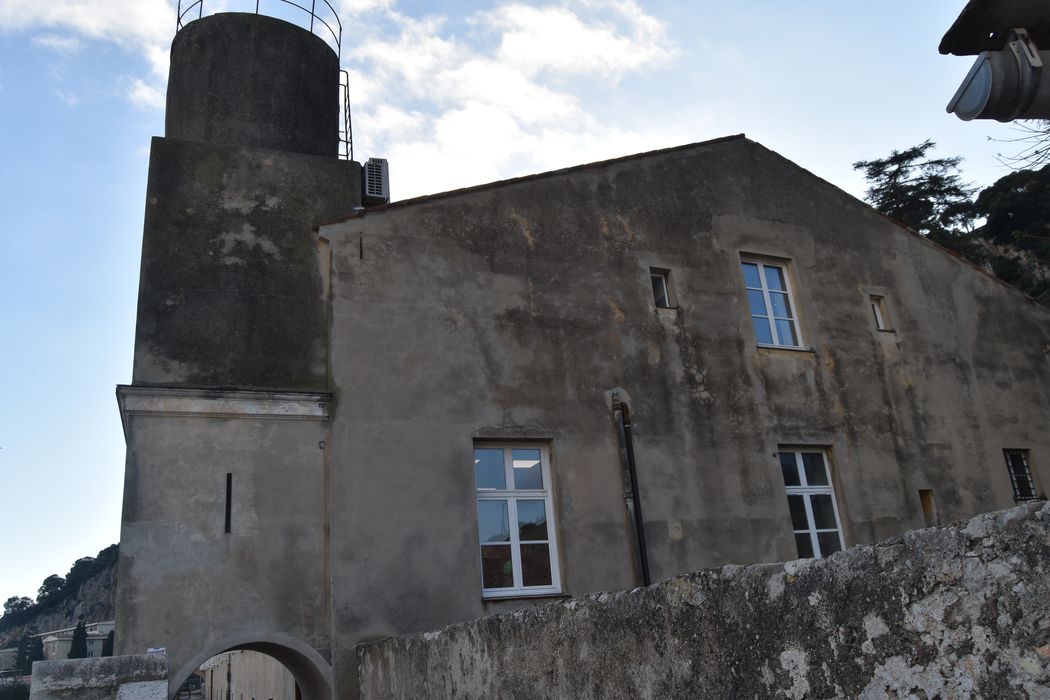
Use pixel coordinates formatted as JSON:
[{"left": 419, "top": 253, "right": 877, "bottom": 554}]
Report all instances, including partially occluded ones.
[
  {"left": 517, "top": 499, "right": 548, "bottom": 541},
  {"left": 769, "top": 292, "right": 792, "bottom": 319},
  {"left": 774, "top": 319, "right": 798, "bottom": 346},
  {"left": 794, "top": 533, "right": 814, "bottom": 558},
  {"left": 520, "top": 543, "right": 552, "bottom": 586},
  {"left": 512, "top": 449, "right": 543, "bottom": 489},
  {"left": 748, "top": 290, "right": 768, "bottom": 316},
  {"left": 810, "top": 494, "right": 838, "bottom": 530},
  {"left": 780, "top": 452, "right": 800, "bottom": 486},
  {"left": 787, "top": 495, "right": 808, "bottom": 531},
  {"left": 817, "top": 532, "right": 842, "bottom": 557},
  {"left": 802, "top": 453, "right": 828, "bottom": 485},
  {"left": 477, "top": 500, "right": 510, "bottom": 543},
  {"left": 481, "top": 545, "right": 514, "bottom": 588},
  {"left": 474, "top": 448, "right": 506, "bottom": 490},
  {"left": 764, "top": 265, "right": 786, "bottom": 291},
  {"left": 741, "top": 262, "right": 761, "bottom": 288},
  {"left": 753, "top": 317, "right": 774, "bottom": 344},
  {"left": 652, "top": 275, "right": 669, "bottom": 307}
]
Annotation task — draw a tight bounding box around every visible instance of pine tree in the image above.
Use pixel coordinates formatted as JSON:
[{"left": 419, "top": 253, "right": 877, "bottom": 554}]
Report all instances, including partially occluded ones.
[
  {"left": 852, "top": 140, "right": 974, "bottom": 240},
  {"left": 14, "top": 634, "right": 30, "bottom": 675},
  {"left": 28, "top": 635, "right": 44, "bottom": 669},
  {"left": 67, "top": 622, "right": 87, "bottom": 659}
]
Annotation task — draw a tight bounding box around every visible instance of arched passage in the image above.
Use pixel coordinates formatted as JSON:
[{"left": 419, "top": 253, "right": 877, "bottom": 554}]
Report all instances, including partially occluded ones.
[{"left": 171, "top": 633, "right": 332, "bottom": 700}]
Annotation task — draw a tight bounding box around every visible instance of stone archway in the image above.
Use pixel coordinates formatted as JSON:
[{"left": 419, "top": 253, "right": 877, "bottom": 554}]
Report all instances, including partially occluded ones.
[{"left": 171, "top": 633, "right": 332, "bottom": 700}]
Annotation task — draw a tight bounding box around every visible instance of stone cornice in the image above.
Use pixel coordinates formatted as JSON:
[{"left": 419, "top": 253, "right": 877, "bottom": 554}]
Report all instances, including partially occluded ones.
[{"left": 116, "top": 386, "right": 332, "bottom": 436}]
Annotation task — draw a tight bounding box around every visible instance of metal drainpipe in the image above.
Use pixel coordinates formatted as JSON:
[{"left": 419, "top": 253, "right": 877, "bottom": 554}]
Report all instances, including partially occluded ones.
[{"left": 613, "top": 393, "right": 651, "bottom": 587}]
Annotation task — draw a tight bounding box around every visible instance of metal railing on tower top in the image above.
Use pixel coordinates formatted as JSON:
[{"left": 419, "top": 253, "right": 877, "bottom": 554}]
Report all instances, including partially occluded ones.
[{"left": 175, "top": 0, "right": 354, "bottom": 161}]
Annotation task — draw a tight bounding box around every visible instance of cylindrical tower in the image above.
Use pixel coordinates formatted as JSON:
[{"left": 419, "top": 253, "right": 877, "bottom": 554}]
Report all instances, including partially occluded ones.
[{"left": 166, "top": 12, "right": 340, "bottom": 157}]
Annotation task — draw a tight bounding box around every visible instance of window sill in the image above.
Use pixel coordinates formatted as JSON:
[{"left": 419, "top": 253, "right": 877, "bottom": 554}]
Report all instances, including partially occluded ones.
[
  {"left": 756, "top": 343, "right": 814, "bottom": 354},
  {"left": 482, "top": 590, "right": 568, "bottom": 602}
]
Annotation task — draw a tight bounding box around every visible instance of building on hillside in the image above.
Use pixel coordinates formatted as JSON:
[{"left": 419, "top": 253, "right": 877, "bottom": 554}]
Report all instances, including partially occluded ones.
[
  {"left": 38, "top": 621, "right": 114, "bottom": 661},
  {"left": 114, "top": 7, "right": 1050, "bottom": 700},
  {"left": 0, "top": 646, "right": 18, "bottom": 675}
]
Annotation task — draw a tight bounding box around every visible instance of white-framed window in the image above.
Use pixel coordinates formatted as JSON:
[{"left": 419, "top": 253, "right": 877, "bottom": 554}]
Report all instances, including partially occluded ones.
[
  {"left": 474, "top": 444, "right": 561, "bottom": 598},
  {"left": 650, "top": 268, "right": 673, "bottom": 309},
  {"left": 779, "top": 449, "right": 844, "bottom": 559},
  {"left": 741, "top": 260, "right": 802, "bottom": 347},
  {"left": 1004, "top": 449, "right": 1039, "bottom": 501}
]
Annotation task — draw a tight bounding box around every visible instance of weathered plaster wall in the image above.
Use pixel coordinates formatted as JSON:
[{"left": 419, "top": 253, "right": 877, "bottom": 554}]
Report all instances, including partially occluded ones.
[
  {"left": 30, "top": 655, "right": 167, "bottom": 700},
  {"left": 359, "top": 502, "right": 1050, "bottom": 699},
  {"left": 133, "top": 136, "right": 360, "bottom": 390},
  {"left": 319, "top": 136, "right": 1050, "bottom": 695},
  {"left": 114, "top": 389, "right": 333, "bottom": 698}
]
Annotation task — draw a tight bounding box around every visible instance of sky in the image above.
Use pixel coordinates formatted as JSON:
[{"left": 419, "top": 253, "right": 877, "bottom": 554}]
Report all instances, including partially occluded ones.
[{"left": 0, "top": 0, "right": 1031, "bottom": 604}]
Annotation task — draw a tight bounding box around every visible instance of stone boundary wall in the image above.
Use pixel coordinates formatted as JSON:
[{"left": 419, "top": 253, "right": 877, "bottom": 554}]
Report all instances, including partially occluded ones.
[
  {"left": 30, "top": 654, "right": 167, "bottom": 700},
  {"left": 359, "top": 502, "right": 1050, "bottom": 699}
]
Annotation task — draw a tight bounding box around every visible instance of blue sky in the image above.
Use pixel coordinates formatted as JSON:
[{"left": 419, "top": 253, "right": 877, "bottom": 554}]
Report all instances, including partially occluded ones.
[{"left": 0, "top": 0, "right": 1027, "bottom": 604}]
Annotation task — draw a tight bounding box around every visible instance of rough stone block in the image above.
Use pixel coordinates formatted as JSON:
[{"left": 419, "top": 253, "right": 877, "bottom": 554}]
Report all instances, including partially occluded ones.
[{"left": 30, "top": 655, "right": 167, "bottom": 700}]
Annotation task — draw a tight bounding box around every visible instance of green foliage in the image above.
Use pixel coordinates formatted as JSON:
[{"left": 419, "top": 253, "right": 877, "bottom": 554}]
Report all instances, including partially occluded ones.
[
  {"left": 854, "top": 141, "right": 1050, "bottom": 304},
  {"left": 67, "top": 621, "right": 87, "bottom": 659},
  {"left": 853, "top": 139, "right": 974, "bottom": 238},
  {"left": 35, "top": 576, "right": 65, "bottom": 605},
  {"left": 28, "top": 636, "right": 43, "bottom": 669},
  {"left": 12, "top": 633, "right": 38, "bottom": 676},
  {"left": 0, "top": 683, "right": 29, "bottom": 700},
  {"left": 1, "top": 544, "right": 121, "bottom": 634},
  {"left": 2, "top": 598, "right": 32, "bottom": 616}
]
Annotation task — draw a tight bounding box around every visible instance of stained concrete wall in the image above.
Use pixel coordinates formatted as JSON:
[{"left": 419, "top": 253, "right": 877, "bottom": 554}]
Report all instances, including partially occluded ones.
[
  {"left": 114, "top": 389, "right": 333, "bottom": 699},
  {"left": 358, "top": 502, "right": 1050, "bottom": 698},
  {"left": 132, "top": 136, "right": 360, "bottom": 390},
  {"left": 319, "top": 135, "right": 1050, "bottom": 694},
  {"left": 119, "top": 132, "right": 1050, "bottom": 699},
  {"left": 30, "top": 655, "right": 167, "bottom": 700},
  {"left": 166, "top": 14, "right": 340, "bottom": 158}
]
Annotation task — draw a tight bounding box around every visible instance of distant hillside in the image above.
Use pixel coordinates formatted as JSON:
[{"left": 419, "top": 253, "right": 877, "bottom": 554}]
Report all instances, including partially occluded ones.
[{"left": 0, "top": 545, "right": 117, "bottom": 649}]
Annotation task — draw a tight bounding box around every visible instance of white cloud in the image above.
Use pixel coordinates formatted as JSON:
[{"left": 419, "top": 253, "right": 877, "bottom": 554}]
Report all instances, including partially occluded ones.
[
  {"left": 128, "top": 78, "right": 166, "bottom": 109},
  {"left": 32, "top": 33, "right": 82, "bottom": 53},
  {"left": 348, "top": 1, "right": 684, "bottom": 198},
  {"left": 484, "top": 1, "right": 675, "bottom": 77},
  {"left": 52, "top": 88, "right": 79, "bottom": 106},
  {"left": 2, "top": 0, "right": 687, "bottom": 193}
]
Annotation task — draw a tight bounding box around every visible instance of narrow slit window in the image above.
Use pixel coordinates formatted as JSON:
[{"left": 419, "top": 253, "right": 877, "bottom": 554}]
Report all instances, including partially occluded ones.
[
  {"left": 870, "top": 295, "right": 891, "bottom": 331},
  {"left": 1003, "top": 449, "right": 1039, "bottom": 501},
  {"left": 224, "top": 473, "right": 233, "bottom": 534},
  {"left": 919, "top": 489, "right": 937, "bottom": 527},
  {"left": 650, "top": 269, "right": 672, "bottom": 309}
]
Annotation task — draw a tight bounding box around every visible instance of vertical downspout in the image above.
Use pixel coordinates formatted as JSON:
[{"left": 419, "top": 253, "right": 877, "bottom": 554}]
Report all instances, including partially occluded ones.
[{"left": 613, "top": 393, "right": 651, "bottom": 587}]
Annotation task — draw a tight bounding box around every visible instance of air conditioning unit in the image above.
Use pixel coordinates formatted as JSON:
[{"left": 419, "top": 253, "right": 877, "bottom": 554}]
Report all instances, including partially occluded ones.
[{"left": 363, "top": 157, "right": 390, "bottom": 206}]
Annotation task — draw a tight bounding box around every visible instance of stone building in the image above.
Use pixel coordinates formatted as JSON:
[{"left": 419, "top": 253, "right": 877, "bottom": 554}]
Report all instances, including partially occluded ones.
[{"left": 114, "top": 8, "right": 1050, "bottom": 700}]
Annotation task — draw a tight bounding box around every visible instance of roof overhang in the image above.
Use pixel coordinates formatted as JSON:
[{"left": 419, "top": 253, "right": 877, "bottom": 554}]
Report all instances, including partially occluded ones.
[{"left": 940, "top": 0, "right": 1050, "bottom": 56}]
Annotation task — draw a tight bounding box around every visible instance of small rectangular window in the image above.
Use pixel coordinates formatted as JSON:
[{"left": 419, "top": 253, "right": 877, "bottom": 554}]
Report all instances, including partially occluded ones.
[
  {"left": 919, "top": 489, "right": 938, "bottom": 527},
  {"left": 869, "top": 295, "right": 891, "bottom": 331},
  {"left": 741, "top": 260, "right": 802, "bottom": 348},
  {"left": 1003, "top": 449, "right": 1039, "bottom": 501},
  {"left": 650, "top": 268, "right": 672, "bottom": 309},
  {"left": 474, "top": 443, "right": 561, "bottom": 598},
  {"left": 779, "top": 449, "right": 844, "bottom": 558}
]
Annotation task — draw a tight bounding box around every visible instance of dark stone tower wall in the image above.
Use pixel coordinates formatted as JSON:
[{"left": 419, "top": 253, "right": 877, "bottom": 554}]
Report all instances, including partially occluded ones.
[
  {"left": 166, "top": 13, "right": 340, "bottom": 157},
  {"left": 131, "top": 13, "right": 361, "bottom": 390}
]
